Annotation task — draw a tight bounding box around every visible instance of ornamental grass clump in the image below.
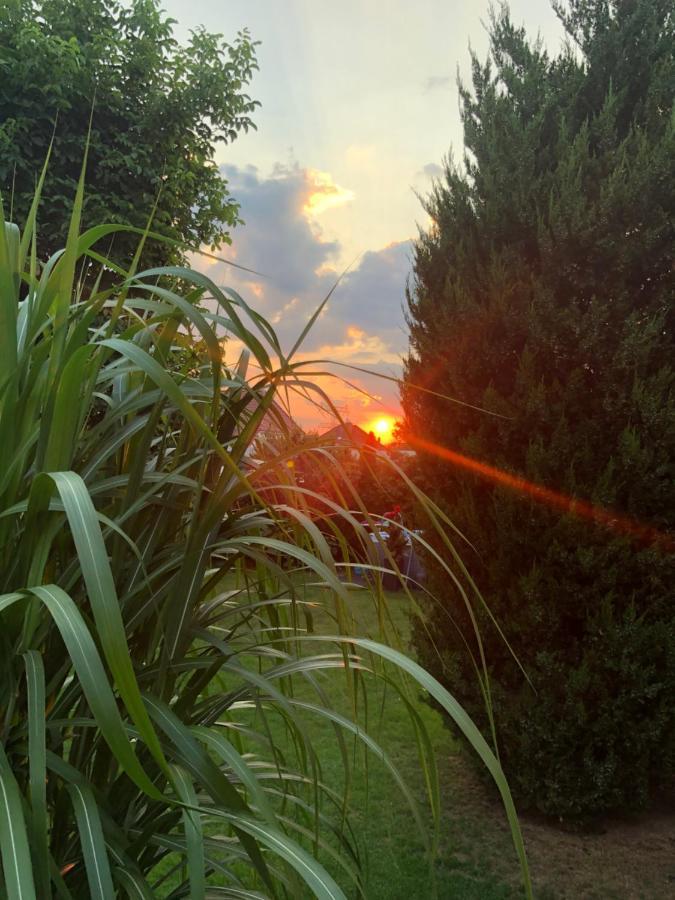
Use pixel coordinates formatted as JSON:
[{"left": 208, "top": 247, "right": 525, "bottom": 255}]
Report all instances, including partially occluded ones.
[{"left": 0, "top": 153, "right": 531, "bottom": 898}]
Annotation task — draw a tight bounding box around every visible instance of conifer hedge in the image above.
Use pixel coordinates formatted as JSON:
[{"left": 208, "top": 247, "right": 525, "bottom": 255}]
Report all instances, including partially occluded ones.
[{"left": 403, "top": 0, "right": 674, "bottom": 820}]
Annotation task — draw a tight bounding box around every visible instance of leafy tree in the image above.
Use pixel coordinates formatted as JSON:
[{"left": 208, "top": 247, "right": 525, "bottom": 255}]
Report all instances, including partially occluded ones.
[
  {"left": 0, "top": 0, "right": 258, "bottom": 268},
  {"left": 403, "top": 0, "right": 674, "bottom": 820}
]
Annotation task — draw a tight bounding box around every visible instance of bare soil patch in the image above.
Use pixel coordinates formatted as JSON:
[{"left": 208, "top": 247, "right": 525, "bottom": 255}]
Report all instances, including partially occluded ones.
[{"left": 440, "top": 752, "right": 675, "bottom": 899}]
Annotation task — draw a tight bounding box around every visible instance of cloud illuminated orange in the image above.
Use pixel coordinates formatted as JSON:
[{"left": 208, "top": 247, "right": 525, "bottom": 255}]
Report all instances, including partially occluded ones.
[
  {"left": 302, "top": 169, "right": 354, "bottom": 216},
  {"left": 308, "top": 326, "right": 401, "bottom": 365}
]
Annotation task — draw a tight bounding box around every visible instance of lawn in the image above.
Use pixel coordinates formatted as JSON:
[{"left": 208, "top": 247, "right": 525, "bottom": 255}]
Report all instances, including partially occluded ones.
[
  {"left": 241, "top": 581, "right": 675, "bottom": 900},
  {"left": 219, "top": 577, "right": 520, "bottom": 899},
  {"left": 152, "top": 576, "right": 675, "bottom": 898},
  {"left": 151, "top": 576, "right": 520, "bottom": 898}
]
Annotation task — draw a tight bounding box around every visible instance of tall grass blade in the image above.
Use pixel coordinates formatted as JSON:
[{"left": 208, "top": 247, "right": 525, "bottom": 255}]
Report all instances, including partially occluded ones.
[
  {"left": 171, "top": 765, "right": 206, "bottom": 899},
  {"left": 0, "top": 190, "right": 531, "bottom": 896},
  {"left": 23, "top": 650, "right": 50, "bottom": 898},
  {"left": 341, "top": 638, "right": 533, "bottom": 899},
  {"left": 213, "top": 813, "right": 348, "bottom": 900},
  {"left": 0, "top": 743, "right": 37, "bottom": 900},
  {"left": 19, "top": 586, "right": 159, "bottom": 796},
  {"left": 68, "top": 783, "right": 116, "bottom": 900},
  {"left": 46, "top": 472, "right": 169, "bottom": 774}
]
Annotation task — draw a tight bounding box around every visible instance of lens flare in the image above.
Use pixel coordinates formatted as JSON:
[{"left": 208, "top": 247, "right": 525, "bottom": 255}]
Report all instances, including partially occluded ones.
[{"left": 408, "top": 433, "right": 674, "bottom": 550}]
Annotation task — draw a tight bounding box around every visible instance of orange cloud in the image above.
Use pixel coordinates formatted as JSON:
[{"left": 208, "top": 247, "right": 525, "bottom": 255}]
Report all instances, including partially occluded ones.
[
  {"left": 309, "top": 326, "right": 401, "bottom": 365},
  {"left": 247, "top": 282, "right": 264, "bottom": 299},
  {"left": 302, "top": 169, "right": 354, "bottom": 216},
  {"left": 283, "top": 373, "right": 381, "bottom": 433}
]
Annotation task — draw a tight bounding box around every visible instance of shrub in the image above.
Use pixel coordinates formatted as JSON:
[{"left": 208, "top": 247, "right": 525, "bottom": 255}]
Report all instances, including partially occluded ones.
[{"left": 404, "top": 0, "right": 675, "bottom": 821}]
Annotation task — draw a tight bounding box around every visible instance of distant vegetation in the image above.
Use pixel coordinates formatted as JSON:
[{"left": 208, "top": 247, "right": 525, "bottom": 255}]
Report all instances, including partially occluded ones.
[{"left": 404, "top": 0, "right": 674, "bottom": 821}]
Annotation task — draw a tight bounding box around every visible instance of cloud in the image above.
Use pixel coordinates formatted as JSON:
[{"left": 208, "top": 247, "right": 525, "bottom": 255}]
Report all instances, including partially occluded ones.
[
  {"left": 420, "top": 162, "right": 443, "bottom": 179},
  {"left": 302, "top": 169, "right": 354, "bottom": 215},
  {"left": 219, "top": 163, "right": 340, "bottom": 299},
  {"left": 424, "top": 74, "right": 452, "bottom": 92},
  {"left": 196, "top": 163, "right": 413, "bottom": 428},
  {"left": 309, "top": 325, "right": 401, "bottom": 366},
  {"left": 321, "top": 241, "right": 412, "bottom": 351}
]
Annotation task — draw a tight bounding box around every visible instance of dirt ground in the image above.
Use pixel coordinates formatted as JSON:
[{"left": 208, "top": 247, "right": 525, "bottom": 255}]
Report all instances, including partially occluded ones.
[{"left": 442, "top": 753, "right": 675, "bottom": 899}]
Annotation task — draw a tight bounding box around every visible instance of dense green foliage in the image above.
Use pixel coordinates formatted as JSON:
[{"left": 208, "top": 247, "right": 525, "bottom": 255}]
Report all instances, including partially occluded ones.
[
  {"left": 403, "top": 0, "right": 674, "bottom": 820},
  {"left": 0, "top": 0, "right": 258, "bottom": 269},
  {"left": 0, "top": 157, "right": 531, "bottom": 895}
]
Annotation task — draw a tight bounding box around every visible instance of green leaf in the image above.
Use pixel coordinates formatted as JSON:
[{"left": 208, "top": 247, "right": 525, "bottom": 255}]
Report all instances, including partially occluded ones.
[
  {"left": 23, "top": 650, "right": 50, "bottom": 899},
  {"left": 68, "top": 783, "right": 116, "bottom": 900},
  {"left": 0, "top": 218, "right": 19, "bottom": 383},
  {"left": 212, "top": 813, "right": 347, "bottom": 900},
  {"left": 171, "top": 764, "right": 206, "bottom": 899},
  {"left": 43, "top": 348, "right": 92, "bottom": 472},
  {"left": 2, "top": 587, "right": 161, "bottom": 798},
  {"left": 193, "top": 726, "right": 278, "bottom": 827},
  {"left": 143, "top": 694, "right": 276, "bottom": 894},
  {"left": 113, "top": 867, "right": 155, "bottom": 900},
  {"left": 0, "top": 742, "right": 37, "bottom": 900},
  {"left": 45, "top": 472, "right": 170, "bottom": 777}
]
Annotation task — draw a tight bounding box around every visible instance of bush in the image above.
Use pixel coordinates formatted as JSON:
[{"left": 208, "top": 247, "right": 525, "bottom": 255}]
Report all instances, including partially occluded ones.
[
  {"left": 0, "top": 161, "right": 531, "bottom": 896},
  {"left": 415, "top": 585, "right": 675, "bottom": 820},
  {"left": 404, "top": 0, "right": 675, "bottom": 821}
]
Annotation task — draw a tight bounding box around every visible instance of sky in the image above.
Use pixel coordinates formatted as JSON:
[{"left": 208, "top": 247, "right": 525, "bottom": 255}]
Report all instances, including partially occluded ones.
[{"left": 161, "top": 0, "right": 565, "bottom": 435}]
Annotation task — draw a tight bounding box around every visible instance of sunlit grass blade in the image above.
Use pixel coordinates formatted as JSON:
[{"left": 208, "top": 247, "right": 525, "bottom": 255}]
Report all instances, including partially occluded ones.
[
  {"left": 287, "top": 698, "right": 429, "bottom": 850},
  {"left": 0, "top": 219, "right": 19, "bottom": 383},
  {"left": 43, "top": 347, "right": 92, "bottom": 472},
  {"left": 18, "top": 128, "right": 55, "bottom": 271},
  {"left": 99, "top": 338, "right": 244, "bottom": 475},
  {"left": 329, "top": 637, "right": 533, "bottom": 900},
  {"left": 132, "top": 265, "right": 272, "bottom": 369},
  {"left": 216, "top": 811, "right": 349, "bottom": 900},
  {"left": 194, "top": 727, "right": 279, "bottom": 827},
  {"left": 286, "top": 264, "right": 352, "bottom": 362},
  {"left": 143, "top": 694, "right": 275, "bottom": 893}
]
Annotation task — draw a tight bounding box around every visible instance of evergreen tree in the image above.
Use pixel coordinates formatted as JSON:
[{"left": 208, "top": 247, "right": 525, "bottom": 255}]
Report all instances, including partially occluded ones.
[{"left": 403, "top": 0, "right": 674, "bottom": 820}]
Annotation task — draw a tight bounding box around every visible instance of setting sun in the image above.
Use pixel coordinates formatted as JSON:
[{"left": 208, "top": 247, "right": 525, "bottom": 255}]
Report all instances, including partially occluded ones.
[{"left": 365, "top": 415, "right": 397, "bottom": 444}]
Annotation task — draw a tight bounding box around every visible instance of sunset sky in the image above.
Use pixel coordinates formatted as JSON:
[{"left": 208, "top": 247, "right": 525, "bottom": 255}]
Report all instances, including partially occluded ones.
[{"left": 163, "top": 0, "right": 564, "bottom": 435}]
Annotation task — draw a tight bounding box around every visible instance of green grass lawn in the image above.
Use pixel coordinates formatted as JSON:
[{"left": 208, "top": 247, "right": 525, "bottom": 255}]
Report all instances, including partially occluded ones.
[
  {"left": 231, "top": 580, "right": 519, "bottom": 899},
  {"left": 154, "top": 578, "right": 522, "bottom": 898}
]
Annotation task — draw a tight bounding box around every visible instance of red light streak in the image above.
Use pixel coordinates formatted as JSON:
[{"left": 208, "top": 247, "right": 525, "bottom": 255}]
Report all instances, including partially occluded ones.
[{"left": 408, "top": 434, "right": 674, "bottom": 551}]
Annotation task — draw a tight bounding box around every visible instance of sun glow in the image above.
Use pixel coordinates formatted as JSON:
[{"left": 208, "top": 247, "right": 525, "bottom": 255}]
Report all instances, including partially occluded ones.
[{"left": 365, "top": 415, "right": 397, "bottom": 444}]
